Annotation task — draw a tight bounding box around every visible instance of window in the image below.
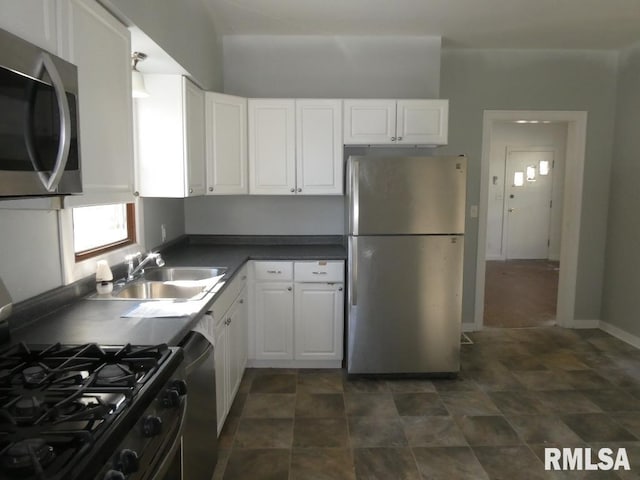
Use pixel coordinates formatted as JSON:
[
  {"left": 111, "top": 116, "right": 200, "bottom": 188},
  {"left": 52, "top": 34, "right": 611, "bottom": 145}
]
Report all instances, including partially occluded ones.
[{"left": 72, "top": 203, "right": 136, "bottom": 261}]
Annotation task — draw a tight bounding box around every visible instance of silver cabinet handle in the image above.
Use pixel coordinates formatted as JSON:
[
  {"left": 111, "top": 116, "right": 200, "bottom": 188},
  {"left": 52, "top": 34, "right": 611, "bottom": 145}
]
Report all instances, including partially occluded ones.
[
  {"left": 312, "top": 271, "right": 328, "bottom": 275},
  {"left": 297, "top": 188, "right": 302, "bottom": 192},
  {"left": 338, "top": 287, "right": 343, "bottom": 291},
  {"left": 287, "top": 286, "right": 292, "bottom": 291},
  {"left": 391, "top": 136, "right": 396, "bottom": 141},
  {"left": 189, "top": 188, "right": 194, "bottom": 194},
  {"left": 290, "top": 188, "right": 295, "bottom": 193},
  {"left": 266, "top": 270, "right": 282, "bottom": 274},
  {"left": 397, "top": 136, "right": 403, "bottom": 141},
  {"left": 208, "top": 186, "right": 214, "bottom": 192},
  {"left": 25, "top": 53, "right": 72, "bottom": 192},
  {"left": 239, "top": 299, "right": 244, "bottom": 304}
]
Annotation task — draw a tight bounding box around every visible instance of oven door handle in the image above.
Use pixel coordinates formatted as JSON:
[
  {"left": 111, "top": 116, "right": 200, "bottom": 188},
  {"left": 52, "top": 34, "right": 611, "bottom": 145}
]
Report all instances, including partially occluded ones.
[
  {"left": 149, "top": 397, "right": 188, "bottom": 480},
  {"left": 24, "top": 52, "right": 72, "bottom": 192}
]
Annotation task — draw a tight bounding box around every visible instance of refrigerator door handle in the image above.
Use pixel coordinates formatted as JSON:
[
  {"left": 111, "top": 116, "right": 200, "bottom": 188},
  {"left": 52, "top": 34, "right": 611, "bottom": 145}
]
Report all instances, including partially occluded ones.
[
  {"left": 350, "top": 236, "right": 358, "bottom": 306},
  {"left": 350, "top": 159, "right": 359, "bottom": 235}
]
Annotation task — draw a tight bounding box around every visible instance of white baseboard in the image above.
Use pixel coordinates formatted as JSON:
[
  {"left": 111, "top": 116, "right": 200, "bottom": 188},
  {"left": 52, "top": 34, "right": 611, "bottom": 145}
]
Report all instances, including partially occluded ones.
[
  {"left": 486, "top": 254, "right": 504, "bottom": 261},
  {"left": 569, "top": 319, "right": 601, "bottom": 329},
  {"left": 462, "top": 323, "right": 477, "bottom": 332},
  {"left": 599, "top": 321, "right": 640, "bottom": 349},
  {"left": 247, "top": 359, "right": 343, "bottom": 369}
]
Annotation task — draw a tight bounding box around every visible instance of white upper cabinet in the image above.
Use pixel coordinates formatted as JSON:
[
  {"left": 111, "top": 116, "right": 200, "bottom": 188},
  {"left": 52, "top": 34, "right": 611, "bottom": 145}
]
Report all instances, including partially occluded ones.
[
  {"left": 135, "top": 75, "right": 206, "bottom": 198},
  {"left": 296, "top": 99, "right": 343, "bottom": 195},
  {"left": 59, "top": 0, "right": 135, "bottom": 206},
  {"left": 205, "top": 93, "right": 247, "bottom": 194},
  {"left": 0, "top": 0, "right": 59, "bottom": 53},
  {"left": 344, "top": 99, "right": 448, "bottom": 145},
  {"left": 248, "top": 99, "right": 343, "bottom": 195},
  {"left": 248, "top": 99, "right": 296, "bottom": 195}
]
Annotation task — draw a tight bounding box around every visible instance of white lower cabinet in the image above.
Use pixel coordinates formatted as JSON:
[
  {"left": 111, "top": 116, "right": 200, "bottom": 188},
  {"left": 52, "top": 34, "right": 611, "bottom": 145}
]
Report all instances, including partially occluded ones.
[
  {"left": 212, "top": 269, "right": 248, "bottom": 435},
  {"left": 294, "top": 283, "right": 344, "bottom": 361},
  {"left": 250, "top": 260, "right": 344, "bottom": 368}
]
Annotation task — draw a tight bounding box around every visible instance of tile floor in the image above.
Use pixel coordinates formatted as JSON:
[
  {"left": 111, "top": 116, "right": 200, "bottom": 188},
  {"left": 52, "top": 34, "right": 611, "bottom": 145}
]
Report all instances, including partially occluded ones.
[{"left": 213, "top": 327, "right": 640, "bottom": 479}]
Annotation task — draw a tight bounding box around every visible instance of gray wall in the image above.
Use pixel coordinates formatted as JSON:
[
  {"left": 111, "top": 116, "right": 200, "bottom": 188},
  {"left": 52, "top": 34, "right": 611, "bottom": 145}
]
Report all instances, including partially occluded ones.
[
  {"left": 185, "top": 196, "right": 344, "bottom": 235},
  {"left": 439, "top": 49, "right": 618, "bottom": 325},
  {"left": 223, "top": 35, "right": 441, "bottom": 98},
  {"left": 101, "top": 0, "right": 223, "bottom": 90},
  {"left": 601, "top": 42, "right": 640, "bottom": 337},
  {"left": 141, "top": 198, "right": 186, "bottom": 249},
  {"left": 0, "top": 209, "right": 62, "bottom": 302}
]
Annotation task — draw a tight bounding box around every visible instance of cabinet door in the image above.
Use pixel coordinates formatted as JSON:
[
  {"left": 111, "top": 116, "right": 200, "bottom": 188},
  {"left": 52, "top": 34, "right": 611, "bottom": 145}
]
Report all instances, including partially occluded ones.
[
  {"left": 227, "top": 287, "right": 248, "bottom": 398},
  {"left": 296, "top": 100, "right": 343, "bottom": 195},
  {"left": 205, "top": 93, "right": 247, "bottom": 194},
  {"left": 294, "top": 283, "right": 344, "bottom": 361},
  {"left": 183, "top": 78, "right": 206, "bottom": 196},
  {"left": 396, "top": 99, "right": 449, "bottom": 145},
  {"left": 254, "top": 282, "right": 294, "bottom": 360},
  {"left": 135, "top": 75, "right": 186, "bottom": 197},
  {"left": 59, "top": 0, "right": 135, "bottom": 206},
  {"left": 214, "top": 317, "right": 228, "bottom": 435},
  {"left": 0, "top": 0, "right": 58, "bottom": 53},
  {"left": 343, "top": 99, "right": 396, "bottom": 144},
  {"left": 248, "top": 99, "right": 296, "bottom": 194}
]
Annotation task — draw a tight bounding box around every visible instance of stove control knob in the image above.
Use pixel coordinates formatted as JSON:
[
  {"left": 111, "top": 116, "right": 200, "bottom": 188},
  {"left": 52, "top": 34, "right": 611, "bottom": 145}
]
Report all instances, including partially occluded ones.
[
  {"left": 117, "top": 449, "right": 139, "bottom": 475},
  {"left": 142, "top": 415, "right": 163, "bottom": 437},
  {"left": 170, "top": 379, "right": 188, "bottom": 396},
  {"left": 162, "top": 388, "right": 181, "bottom": 408},
  {"left": 103, "top": 470, "right": 126, "bottom": 480}
]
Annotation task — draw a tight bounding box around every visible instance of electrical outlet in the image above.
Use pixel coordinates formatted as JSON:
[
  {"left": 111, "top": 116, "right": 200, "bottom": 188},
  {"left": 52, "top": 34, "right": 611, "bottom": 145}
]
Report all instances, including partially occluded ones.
[
  {"left": 161, "top": 224, "right": 167, "bottom": 243},
  {"left": 470, "top": 205, "right": 479, "bottom": 218}
]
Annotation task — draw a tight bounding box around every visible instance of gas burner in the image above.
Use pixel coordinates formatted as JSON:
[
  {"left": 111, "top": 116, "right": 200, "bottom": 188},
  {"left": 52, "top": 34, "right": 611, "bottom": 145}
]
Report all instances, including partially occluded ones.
[
  {"left": 13, "top": 396, "right": 43, "bottom": 419},
  {"left": 94, "top": 364, "right": 136, "bottom": 388},
  {"left": 22, "top": 365, "right": 48, "bottom": 387},
  {"left": 0, "top": 438, "right": 56, "bottom": 474}
]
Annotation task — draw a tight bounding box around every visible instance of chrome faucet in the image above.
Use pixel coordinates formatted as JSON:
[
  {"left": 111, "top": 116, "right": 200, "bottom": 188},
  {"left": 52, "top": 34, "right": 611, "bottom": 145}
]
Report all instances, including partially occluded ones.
[{"left": 125, "top": 251, "right": 165, "bottom": 281}]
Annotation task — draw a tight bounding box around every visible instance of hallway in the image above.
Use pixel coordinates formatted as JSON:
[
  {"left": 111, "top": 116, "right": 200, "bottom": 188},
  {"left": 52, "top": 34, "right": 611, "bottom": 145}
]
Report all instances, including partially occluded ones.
[{"left": 484, "top": 260, "right": 559, "bottom": 328}]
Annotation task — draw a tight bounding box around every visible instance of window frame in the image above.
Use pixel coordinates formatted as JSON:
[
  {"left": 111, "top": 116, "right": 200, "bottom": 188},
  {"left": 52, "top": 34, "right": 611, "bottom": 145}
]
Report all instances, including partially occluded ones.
[{"left": 73, "top": 203, "right": 137, "bottom": 262}]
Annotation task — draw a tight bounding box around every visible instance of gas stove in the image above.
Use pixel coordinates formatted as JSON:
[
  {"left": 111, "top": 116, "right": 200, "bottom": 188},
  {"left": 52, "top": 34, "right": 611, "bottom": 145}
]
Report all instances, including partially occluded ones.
[{"left": 0, "top": 342, "right": 185, "bottom": 480}]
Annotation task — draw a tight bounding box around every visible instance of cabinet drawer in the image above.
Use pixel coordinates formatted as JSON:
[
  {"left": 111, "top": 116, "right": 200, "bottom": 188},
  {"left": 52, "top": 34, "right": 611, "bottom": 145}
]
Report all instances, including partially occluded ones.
[
  {"left": 254, "top": 261, "right": 293, "bottom": 281},
  {"left": 294, "top": 261, "right": 344, "bottom": 282},
  {"left": 208, "top": 264, "right": 248, "bottom": 322}
]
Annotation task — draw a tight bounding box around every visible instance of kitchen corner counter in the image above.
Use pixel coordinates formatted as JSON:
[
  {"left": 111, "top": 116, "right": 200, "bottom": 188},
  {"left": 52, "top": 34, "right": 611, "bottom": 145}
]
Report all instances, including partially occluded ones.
[{"left": 10, "top": 236, "right": 346, "bottom": 347}]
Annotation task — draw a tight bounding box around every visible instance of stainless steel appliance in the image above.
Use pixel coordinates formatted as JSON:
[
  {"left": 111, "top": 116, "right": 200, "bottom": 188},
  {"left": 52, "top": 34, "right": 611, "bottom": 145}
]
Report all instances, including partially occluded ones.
[
  {"left": 347, "top": 155, "right": 466, "bottom": 375},
  {"left": 0, "top": 277, "right": 11, "bottom": 344},
  {"left": 180, "top": 331, "right": 217, "bottom": 480},
  {"left": 0, "top": 342, "right": 186, "bottom": 480},
  {"left": 0, "top": 27, "right": 82, "bottom": 197}
]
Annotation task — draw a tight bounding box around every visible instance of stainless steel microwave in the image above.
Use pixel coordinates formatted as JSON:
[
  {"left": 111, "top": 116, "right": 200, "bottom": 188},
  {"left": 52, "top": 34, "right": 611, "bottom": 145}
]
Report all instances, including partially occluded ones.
[{"left": 0, "top": 28, "right": 81, "bottom": 197}]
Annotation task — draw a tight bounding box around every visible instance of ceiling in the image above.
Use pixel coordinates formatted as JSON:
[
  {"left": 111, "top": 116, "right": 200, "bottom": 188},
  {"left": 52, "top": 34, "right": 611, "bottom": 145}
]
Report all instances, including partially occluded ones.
[{"left": 200, "top": 0, "right": 640, "bottom": 50}]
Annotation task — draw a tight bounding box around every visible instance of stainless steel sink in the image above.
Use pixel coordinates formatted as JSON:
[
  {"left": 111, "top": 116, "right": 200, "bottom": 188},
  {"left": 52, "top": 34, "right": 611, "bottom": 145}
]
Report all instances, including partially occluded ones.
[
  {"left": 142, "top": 267, "right": 226, "bottom": 282},
  {"left": 113, "top": 281, "right": 207, "bottom": 300},
  {"left": 91, "top": 266, "right": 227, "bottom": 301}
]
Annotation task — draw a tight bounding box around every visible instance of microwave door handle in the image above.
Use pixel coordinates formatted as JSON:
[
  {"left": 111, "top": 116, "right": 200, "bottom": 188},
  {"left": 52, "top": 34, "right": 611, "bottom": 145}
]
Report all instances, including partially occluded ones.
[{"left": 28, "top": 53, "right": 72, "bottom": 192}]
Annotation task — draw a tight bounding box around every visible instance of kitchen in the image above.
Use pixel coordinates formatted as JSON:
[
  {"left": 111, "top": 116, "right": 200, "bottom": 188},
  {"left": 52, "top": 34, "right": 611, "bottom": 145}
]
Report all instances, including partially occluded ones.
[{"left": 1, "top": 0, "right": 640, "bottom": 479}]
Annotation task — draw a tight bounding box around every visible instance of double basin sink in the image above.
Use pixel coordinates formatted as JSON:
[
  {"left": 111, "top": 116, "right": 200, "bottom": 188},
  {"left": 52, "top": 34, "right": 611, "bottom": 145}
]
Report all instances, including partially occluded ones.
[{"left": 96, "top": 267, "right": 227, "bottom": 301}]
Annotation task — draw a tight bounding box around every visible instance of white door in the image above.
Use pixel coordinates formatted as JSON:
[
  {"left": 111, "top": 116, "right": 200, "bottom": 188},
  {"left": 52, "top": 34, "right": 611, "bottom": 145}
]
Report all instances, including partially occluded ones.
[
  {"left": 227, "top": 288, "right": 247, "bottom": 398},
  {"left": 248, "top": 99, "right": 296, "bottom": 194},
  {"left": 505, "top": 149, "right": 555, "bottom": 259},
  {"left": 343, "top": 99, "right": 396, "bottom": 144},
  {"left": 295, "top": 99, "right": 343, "bottom": 195},
  {"left": 184, "top": 78, "right": 206, "bottom": 196},
  {"left": 254, "top": 282, "right": 294, "bottom": 360},
  {"left": 294, "top": 283, "right": 344, "bottom": 361},
  {"left": 205, "top": 93, "right": 247, "bottom": 194}
]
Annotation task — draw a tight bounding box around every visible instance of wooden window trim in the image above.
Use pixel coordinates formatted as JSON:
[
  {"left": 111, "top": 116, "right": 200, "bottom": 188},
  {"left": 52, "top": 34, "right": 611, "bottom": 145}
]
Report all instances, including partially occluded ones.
[{"left": 74, "top": 204, "right": 136, "bottom": 262}]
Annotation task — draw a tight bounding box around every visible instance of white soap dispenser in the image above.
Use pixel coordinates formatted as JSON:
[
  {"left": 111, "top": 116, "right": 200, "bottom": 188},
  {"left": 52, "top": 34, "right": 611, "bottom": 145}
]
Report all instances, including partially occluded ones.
[{"left": 95, "top": 260, "right": 114, "bottom": 294}]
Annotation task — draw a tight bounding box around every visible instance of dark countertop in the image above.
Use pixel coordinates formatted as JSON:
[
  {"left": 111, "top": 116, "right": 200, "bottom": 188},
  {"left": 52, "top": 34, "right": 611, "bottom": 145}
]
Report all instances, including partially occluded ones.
[{"left": 10, "top": 237, "right": 346, "bottom": 347}]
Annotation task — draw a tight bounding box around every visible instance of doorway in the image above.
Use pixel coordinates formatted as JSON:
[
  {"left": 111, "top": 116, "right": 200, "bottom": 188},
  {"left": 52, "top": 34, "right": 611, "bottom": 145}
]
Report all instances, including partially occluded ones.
[{"left": 475, "top": 111, "right": 588, "bottom": 330}]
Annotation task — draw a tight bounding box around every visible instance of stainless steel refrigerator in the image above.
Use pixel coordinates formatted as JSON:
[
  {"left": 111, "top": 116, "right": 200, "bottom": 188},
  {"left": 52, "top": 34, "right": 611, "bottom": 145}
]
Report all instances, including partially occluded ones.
[{"left": 347, "top": 155, "right": 466, "bottom": 375}]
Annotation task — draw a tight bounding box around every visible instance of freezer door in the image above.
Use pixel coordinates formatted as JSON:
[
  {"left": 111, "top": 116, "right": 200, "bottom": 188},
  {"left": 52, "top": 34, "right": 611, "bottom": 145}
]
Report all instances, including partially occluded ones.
[
  {"left": 348, "top": 235, "right": 463, "bottom": 374},
  {"left": 348, "top": 156, "right": 466, "bottom": 235}
]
